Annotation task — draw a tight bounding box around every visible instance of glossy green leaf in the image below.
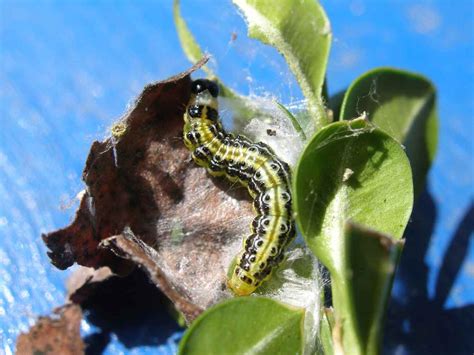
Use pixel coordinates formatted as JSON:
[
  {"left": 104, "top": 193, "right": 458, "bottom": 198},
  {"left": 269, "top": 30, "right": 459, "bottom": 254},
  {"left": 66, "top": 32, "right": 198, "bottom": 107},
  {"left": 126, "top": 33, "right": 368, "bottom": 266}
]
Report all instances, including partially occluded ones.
[
  {"left": 233, "top": 0, "right": 332, "bottom": 132},
  {"left": 179, "top": 297, "right": 305, "bottom": 355},
  {"left": 293, "top": 118, "right": 413, "bottom": 354},
  {"left": 340, "top": 68, "right": 438, "bottom": 195}
]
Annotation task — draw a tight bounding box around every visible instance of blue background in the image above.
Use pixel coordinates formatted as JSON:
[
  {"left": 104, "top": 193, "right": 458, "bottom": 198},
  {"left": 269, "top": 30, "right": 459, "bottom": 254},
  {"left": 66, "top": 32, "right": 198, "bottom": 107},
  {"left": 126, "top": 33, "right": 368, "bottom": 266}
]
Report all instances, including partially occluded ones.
[{"left": 0, "top": 0, "right": 472, "bottom": 354}]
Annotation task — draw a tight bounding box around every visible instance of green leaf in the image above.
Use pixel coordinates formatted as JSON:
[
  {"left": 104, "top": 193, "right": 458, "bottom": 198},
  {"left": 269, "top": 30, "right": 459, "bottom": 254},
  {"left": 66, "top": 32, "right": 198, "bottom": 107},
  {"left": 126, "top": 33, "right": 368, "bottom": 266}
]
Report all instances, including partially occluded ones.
[
  {"left": 340, "top": 67, "right": 438, "bottom": 195},
  {"left": 179, "top": 297, "right": 305, "bottom": 355},
  {"left": 294, "top": 118, "right": 413, "bottom": 248},
  {"left": 293, "top": 118, "right": 413, "bottom": 354},
  {"left": 173, "top": 0, "right": 237, "bottom": 97},
  {"left": 173, "top": 0, "right": 213, "bottom": 77},
  {"left": 275, "top": 101, "right": 307, "bottom": 141},
  {"left": 330, "top": 223, "right": 404, "bottom": 354},
  {"left": 224, "top": 246, "right": 320, "bottom": 355},
  {"left": 319, "top": 309, "right": 334, "bottom": 355},
  {"left": 233, "top": 0, "right": 332, "bottom": 132}
]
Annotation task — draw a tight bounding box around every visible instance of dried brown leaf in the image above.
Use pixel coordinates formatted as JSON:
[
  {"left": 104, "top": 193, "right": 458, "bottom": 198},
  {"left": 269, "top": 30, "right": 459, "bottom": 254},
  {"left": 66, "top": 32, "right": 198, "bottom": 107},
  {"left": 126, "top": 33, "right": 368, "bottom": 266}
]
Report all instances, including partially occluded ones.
[
  {"left": 16, "top": 304, "right": 84, "bottom": 355},
  {"left": 100, "top": 231, "right": 203, "bottom": 322},
  {"left": 42, "top": 58, "right": 254, "bottom": 320}
]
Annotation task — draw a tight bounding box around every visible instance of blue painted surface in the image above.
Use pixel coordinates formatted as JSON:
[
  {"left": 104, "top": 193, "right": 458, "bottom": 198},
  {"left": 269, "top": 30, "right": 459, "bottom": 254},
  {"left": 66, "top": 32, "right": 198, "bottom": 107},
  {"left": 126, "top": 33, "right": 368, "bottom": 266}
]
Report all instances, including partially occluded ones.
[{"left": 0, "top": 1, "right": 472, "bottom": 354}]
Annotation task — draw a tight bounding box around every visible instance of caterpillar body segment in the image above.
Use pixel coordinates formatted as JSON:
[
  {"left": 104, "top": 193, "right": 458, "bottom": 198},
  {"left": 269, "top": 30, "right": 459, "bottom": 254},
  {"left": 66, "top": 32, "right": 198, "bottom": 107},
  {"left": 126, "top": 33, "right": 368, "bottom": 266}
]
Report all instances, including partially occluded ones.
[{"left": 183, "top": 79, "right": 295, "bottom": 296}]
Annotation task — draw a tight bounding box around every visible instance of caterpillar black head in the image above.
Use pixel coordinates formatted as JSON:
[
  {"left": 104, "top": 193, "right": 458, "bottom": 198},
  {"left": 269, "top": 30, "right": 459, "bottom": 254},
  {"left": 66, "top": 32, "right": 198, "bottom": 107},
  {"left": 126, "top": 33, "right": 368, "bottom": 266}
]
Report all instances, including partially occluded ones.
[{"left": 191, "top": 79, "right": 219, "bottom": 98}]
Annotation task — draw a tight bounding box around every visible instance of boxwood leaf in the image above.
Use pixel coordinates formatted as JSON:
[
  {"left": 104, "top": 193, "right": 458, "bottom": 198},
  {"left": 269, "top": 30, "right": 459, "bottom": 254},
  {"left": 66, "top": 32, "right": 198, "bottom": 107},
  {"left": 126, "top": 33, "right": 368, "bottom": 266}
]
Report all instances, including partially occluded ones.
[
  {"left": 340, "top": 68, "right": 438, "bottom": 195},
  {"left": 233, "top": 0, "right": 332, "bottom": 132},
  {"left": 173, "top": 0, "right": 213, "bottom": 77},
  {"left": 329, "top": 222, "right": 404, "bottom": 354},
  {"left": 275, "top": 101, "right": 307, "bottom": 141},
  {"left": 319, "top": 308, "right": 335, "bottom": 355},
  {"left": 173, "top": 0, "right": 243, "bottom": 100},
  {"left": 293, "top": 118, "right": 413, "bottom": 251},
  {"left": 179, "top": 297, "right": 305, "bottom": 355},
  {"left": 293, "top": 118, "right": 413, "bottom": 354}
]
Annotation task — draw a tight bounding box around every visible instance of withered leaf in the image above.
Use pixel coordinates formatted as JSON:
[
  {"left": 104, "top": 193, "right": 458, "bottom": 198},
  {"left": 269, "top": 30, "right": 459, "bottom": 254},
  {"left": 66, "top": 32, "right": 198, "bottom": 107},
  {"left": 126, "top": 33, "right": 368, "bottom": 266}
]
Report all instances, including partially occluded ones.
[
  {"left": 100, "top": 230, "right": 203, "bottom": 321},
  {"left": 43, "top": 58, "right": 254, "bottom": 320},
  {"left": 16, "top": 304, "right": 84, "bottom": 355}
]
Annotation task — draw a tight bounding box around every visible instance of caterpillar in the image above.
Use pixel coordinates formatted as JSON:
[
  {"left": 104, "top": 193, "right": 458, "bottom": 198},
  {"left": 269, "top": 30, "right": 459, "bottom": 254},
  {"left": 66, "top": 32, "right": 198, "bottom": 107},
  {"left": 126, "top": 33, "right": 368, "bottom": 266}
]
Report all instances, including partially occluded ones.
[{"left": 183, "top": 79, "right": 295, "bottom": 296}]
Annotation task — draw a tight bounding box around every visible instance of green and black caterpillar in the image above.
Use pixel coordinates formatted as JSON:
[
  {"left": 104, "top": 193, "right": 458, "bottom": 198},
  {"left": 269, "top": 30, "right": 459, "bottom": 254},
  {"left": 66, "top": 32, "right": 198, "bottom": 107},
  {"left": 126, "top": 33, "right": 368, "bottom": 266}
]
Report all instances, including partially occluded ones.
[{"left": 183, "top": 79, "right": 295, "bottom": 296}]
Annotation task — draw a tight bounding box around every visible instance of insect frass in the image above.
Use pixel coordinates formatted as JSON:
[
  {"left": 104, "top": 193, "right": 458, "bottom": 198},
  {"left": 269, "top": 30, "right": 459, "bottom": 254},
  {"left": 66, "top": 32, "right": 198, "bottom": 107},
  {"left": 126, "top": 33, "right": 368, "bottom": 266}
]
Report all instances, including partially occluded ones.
[{"left": 183, "top": 79, "right": 295, "bottom": 296}]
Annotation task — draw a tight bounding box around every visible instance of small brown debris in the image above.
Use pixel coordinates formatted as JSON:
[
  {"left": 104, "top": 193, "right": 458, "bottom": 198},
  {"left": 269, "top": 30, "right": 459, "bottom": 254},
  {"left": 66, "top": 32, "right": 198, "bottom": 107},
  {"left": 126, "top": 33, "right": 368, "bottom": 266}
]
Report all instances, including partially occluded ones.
[
  {"left": 266, "top": 128, "right": 277, "bottom": 136},
  {"left": 16, "top": 304, "right": 84, "bottom": 355}
]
